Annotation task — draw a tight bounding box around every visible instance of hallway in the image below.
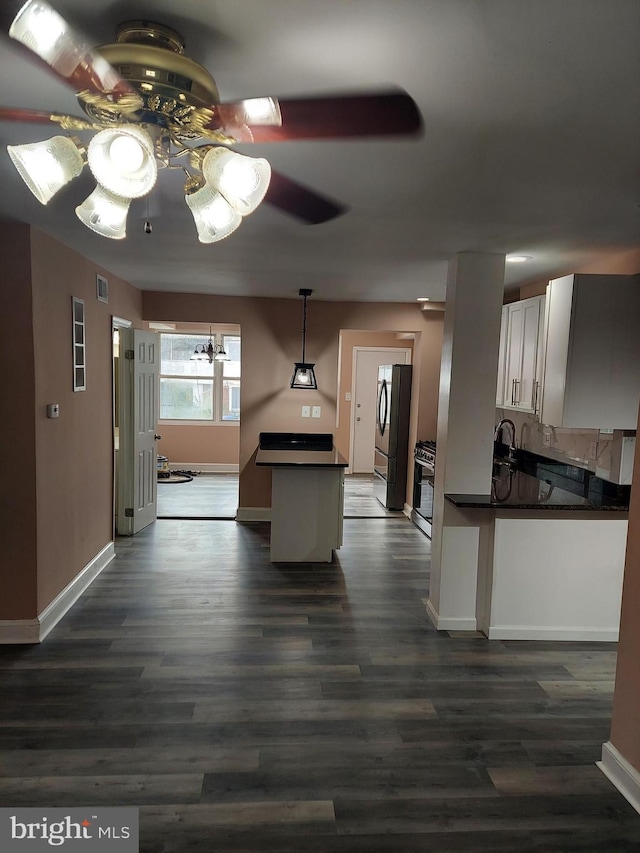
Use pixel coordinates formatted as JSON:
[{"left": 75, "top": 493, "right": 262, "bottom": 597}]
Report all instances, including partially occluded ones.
[{"left": 0, "top": 517, "right": 637, "bottom": 851}]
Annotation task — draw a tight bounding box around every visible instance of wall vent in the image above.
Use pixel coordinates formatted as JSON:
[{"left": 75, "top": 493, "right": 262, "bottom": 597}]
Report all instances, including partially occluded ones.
[{"left": 96, "top": 274, "right": 109, "bottom": 303}]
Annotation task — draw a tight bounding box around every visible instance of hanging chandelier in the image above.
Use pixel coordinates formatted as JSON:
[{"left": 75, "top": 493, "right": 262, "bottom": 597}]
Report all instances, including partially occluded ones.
[
  {"left": 189, "top": 328, "right": 230, "bottom": 363},
  {"left": 290, "top": 288, "right": 317, "bottom": 390},
  {"left": 5, "top": 2, "right": 275, "bottom": 243}
]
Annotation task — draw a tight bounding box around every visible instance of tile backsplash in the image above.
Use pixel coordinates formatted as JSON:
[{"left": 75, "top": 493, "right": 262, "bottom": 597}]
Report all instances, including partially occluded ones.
[{"left": 495, "top": 408, "right": 626, "bottom": 482}]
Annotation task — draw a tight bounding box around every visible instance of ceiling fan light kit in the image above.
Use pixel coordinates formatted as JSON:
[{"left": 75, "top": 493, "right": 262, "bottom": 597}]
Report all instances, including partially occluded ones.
[
  {"left": 202, "top": 147, "right": 271, "bottom": 217},
  {"left": 86, "top": 124, "right": 157, "bottom": 198},
  {"left": 185, "top": 183, "right": 242, "bottom": 244},
  {"left": 3, "top": 1, "right": 422, "bottom": 243},
  {"left": 7, "top": 134, "right": 84, "bottom": 203},
  {"left": 75, "top": 184, "right": 130, "bottom": 240}
]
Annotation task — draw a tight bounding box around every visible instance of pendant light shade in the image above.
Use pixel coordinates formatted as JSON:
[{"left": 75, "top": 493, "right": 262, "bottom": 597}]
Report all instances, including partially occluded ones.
[
  {"left": 202, "top": 148, "right": 271, "bottom": 217},
  {"left": 75, "top": 185, "right": 130, "bottom": 240},
  {"left": 185, "top": 184, "right": 242, "bottom": 243},
  {"left": 87, "top": 125, "right": 157, "bottom": 199},
  {"left": 290, "top": 288, "right": 317, "bottom": 390},
  {"left": 7, "top": 135, "right": 84, "bottom": 204}
]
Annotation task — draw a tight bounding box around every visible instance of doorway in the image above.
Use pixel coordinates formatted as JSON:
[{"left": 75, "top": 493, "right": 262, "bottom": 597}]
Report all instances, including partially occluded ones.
[
  {"left": 153, "top": 322, "right": 241, "bottom": 519},
  {"left": 350, "top": 346, "right": 412, "bottom": 474}
]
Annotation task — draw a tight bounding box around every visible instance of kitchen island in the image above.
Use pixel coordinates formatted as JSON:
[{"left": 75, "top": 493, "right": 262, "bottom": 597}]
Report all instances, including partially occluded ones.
[
  {"left": 256, "top": 432, "right": 348, "bottom": 563},
  {"left": 444, "top": 455, "right": 630, "bottom": 641}
]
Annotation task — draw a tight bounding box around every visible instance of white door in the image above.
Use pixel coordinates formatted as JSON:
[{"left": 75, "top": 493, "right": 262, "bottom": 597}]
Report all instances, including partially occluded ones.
[
  {"left": 117, "top": 329, "right": 159, "bottom": 534},
  {"left": 350, "top": 347, "right": 411, "bottom": 473},
  {"left": 133, "top": 330, "right": 159, "bottom": 533}
]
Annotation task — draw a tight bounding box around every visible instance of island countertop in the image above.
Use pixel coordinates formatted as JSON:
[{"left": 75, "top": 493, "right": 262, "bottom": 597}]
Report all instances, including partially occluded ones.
[{"left": 255, "top": 432, "right": 348, "bottom": 468}]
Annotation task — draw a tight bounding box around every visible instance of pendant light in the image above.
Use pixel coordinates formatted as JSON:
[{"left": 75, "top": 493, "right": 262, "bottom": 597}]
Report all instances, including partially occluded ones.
[
  {"left": 290, "top": 288, "right": 317, "bottom": 390},
  {"left": 189, "top": 328, "right": 231, "bottom": 363}
]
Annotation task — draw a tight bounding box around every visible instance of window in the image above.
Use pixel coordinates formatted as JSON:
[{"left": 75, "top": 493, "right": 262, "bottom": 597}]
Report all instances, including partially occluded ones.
[{"left": 159, "top": 333, "right": 240, "bottom": 423}]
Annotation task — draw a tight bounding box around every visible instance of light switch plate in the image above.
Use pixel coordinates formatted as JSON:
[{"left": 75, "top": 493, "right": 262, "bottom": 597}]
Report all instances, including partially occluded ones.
[
  {"left": 301, "top": 405, "right": 311, "bottom": 418},
  {"left": 312, "top": 406, "right": 321, "bottom": 418}
]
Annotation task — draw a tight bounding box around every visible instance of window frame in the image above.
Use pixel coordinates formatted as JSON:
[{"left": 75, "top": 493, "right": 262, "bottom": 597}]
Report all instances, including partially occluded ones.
[{"left": 158, "top": 331, "right": 240, "bottom": 425}]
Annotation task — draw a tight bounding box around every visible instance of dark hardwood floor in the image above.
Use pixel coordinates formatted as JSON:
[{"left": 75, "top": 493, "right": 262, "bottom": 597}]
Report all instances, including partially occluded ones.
[
  {"left": 157, "top": 473, "right": 402, "bottom": 519},
  {"left": 0, "top": 516, "right": 638, "bottom": 852}
]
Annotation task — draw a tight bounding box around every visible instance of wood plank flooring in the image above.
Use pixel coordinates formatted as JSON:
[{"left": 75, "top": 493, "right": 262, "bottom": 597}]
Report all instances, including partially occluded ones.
[
  {"left": 157, "top": 473, "right": 401, "bottom": 518},
  {"left": 1, "top": 517, "right": 638, "bottom": 852}
]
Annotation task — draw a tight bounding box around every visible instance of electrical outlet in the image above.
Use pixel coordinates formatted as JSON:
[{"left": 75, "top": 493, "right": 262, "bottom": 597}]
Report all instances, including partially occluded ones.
[
  {"left": 542, "top": 428, "right": 551, "bottom": 447},
  {"left": 588, "top": 440, "right": 598, "bottom": 459},
  {"left": 312, "top": 405, "right": 321, "bottom": 418},
  {"left": 301, "top": 405, "right": 310, "bottom": 418}
]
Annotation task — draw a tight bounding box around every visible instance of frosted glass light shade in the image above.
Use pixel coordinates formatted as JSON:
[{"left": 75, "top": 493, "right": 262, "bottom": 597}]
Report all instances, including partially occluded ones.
[
  {"left": 76, "top": 185, "right": 130, "bottom": 240},
  {"left": 7, "top": 135, "right": 84, "bottom": 204},
  {"left": 10, "top": 1, "right": 83, "bottom": 77},
  {"left": 202, "top": 148, "right": 271, "bottom": 216},
  {"left": 87, "top": 126, "right": 157, "bottom": 199},
  {"left": 185, "top": 184, "right": 242, "bottom": 243}
]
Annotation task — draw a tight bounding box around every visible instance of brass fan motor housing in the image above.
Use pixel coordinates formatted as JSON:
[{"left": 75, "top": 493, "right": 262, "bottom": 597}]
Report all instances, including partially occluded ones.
[{"left": 80, "top": 21, "right": 221, "bottom": 132}]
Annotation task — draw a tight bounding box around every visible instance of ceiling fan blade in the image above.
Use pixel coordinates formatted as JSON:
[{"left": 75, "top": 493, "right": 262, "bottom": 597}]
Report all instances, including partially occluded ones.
[
  {"left": 0, "top": 106, "right": 92, "bottom": 128},
  {"left": 2, "top": 1, "right": 139, "bottom": 104},
  {"left": 214, "top": 90, "right": 422, "bottom": 143},
  {"left": 266, "top": 171, "right": 347, "bottom": 224}
]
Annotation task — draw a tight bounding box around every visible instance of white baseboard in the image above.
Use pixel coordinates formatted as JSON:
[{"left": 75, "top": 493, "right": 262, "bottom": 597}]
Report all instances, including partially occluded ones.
[
  {"left": 0, "top": 542, "right": 115, "bottom": 644},
  {"left": 425, "top": 598, "right": 477, "bottom": 632},
  {"left": 169, "top": 463, "right": 239, "bottom": 473},
  {"left": 598, "top": 741, "right": 640, "bottom": 815},
  {"left": 403, "top": 503, "right": 412, "bottom": 518},
  {"left": 236, "top": 507, "right": 272, "bottom": 522},
  {"left": 487, "top": 625, "right": 619, "bottom": 642}
]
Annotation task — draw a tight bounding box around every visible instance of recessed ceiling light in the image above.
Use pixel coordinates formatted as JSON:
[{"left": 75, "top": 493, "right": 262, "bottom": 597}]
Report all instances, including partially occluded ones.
[
  {"left": 506, "top": 255, "right": 532, "bottom": 263},
  {"left": 416, "top": 297, "right": 430, "bottom": 302}
]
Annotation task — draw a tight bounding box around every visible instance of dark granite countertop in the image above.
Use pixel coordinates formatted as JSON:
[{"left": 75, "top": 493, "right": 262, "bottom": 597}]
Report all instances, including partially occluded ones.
[
  {"left": 445, "top": 450, "right": 630, "bottom": 512},
  {"left": 256, "top": 432, "right": 348, "bottom": 468},
  {"left": 256, "top": 447, "right": 348, "bottom": 468}
]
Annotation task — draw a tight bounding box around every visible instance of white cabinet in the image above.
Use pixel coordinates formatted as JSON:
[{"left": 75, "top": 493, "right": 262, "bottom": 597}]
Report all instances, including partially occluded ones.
[
  {"left": 496, "top": 295, "right": 545, "bottom": 413},
  {"left": 540, "top": 274, "right": 640, "bottom": 429},
  {"left": 270, "top": 467, "right": 345, "bottom": 562}
]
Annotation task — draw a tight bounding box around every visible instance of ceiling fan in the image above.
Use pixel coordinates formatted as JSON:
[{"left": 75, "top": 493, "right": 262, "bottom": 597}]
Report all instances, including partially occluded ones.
[{"left": 0, "top": 0, "right": 423, "bottom": 242}]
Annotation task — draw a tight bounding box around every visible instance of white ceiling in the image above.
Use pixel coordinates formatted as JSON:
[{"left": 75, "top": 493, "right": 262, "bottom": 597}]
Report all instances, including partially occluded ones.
[{"left": 0, "top": 0, "right": 638, "bottom": 302}]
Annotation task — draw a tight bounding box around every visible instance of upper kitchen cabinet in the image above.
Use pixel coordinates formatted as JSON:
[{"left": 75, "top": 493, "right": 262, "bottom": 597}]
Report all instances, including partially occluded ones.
[
  {"left": 496, "top": 295, "right": 545, "bottom": 414},
  {"left": 540, "top": 273, "right": 640, "bottom": 429}
]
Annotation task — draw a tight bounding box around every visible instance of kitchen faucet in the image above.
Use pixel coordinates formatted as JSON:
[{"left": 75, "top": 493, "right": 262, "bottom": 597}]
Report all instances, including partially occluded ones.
[{"left": 494, "top": 418, "right": 517, "bottom": 461}]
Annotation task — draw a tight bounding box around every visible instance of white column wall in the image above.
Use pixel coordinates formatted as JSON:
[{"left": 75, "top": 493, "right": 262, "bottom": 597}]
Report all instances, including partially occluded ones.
[{"left": 427, "top": 252, "right": 505, "bottom": 631}]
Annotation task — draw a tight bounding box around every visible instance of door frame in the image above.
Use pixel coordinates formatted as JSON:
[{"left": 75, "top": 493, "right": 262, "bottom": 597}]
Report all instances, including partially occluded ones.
[
  {"left": 112, "top": 316, "right": 132, "bottom": 537},
  {"left": 348, "top": 346, "right": 412, "bottom": 474}
]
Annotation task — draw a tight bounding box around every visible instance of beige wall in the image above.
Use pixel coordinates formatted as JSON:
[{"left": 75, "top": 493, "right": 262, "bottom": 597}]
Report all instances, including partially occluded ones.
[
  {"left": 609, "top": 402, "right": 640, "bottom": 773},
  {"left": 0, "top": 224, "right": 38, "bottom": 619},
  {"left": 142, "top": 291, "right": 444, "bottom": 510},
  {"left": 0, "top": 227, "right": 143, "bottom": 619},
  {"left": 158, "top": 423, "right": 239, "bottom": 466}
]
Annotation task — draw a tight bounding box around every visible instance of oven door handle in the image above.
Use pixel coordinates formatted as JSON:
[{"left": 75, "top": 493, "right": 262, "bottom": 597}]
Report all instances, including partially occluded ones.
[{"left": 414, "top": 457, "right": 435, "bottom": 474}]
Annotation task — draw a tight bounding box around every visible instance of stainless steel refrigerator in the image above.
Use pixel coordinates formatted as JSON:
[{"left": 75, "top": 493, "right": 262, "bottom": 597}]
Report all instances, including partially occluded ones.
[{"left": 373, "top": 363, "right": 412, "bottom": 510}]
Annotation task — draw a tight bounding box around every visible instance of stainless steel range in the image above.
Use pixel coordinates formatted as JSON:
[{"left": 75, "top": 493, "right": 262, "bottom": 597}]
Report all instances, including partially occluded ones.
[{"left": 412, "top": 440, "right": 436, "bottom": 537}]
